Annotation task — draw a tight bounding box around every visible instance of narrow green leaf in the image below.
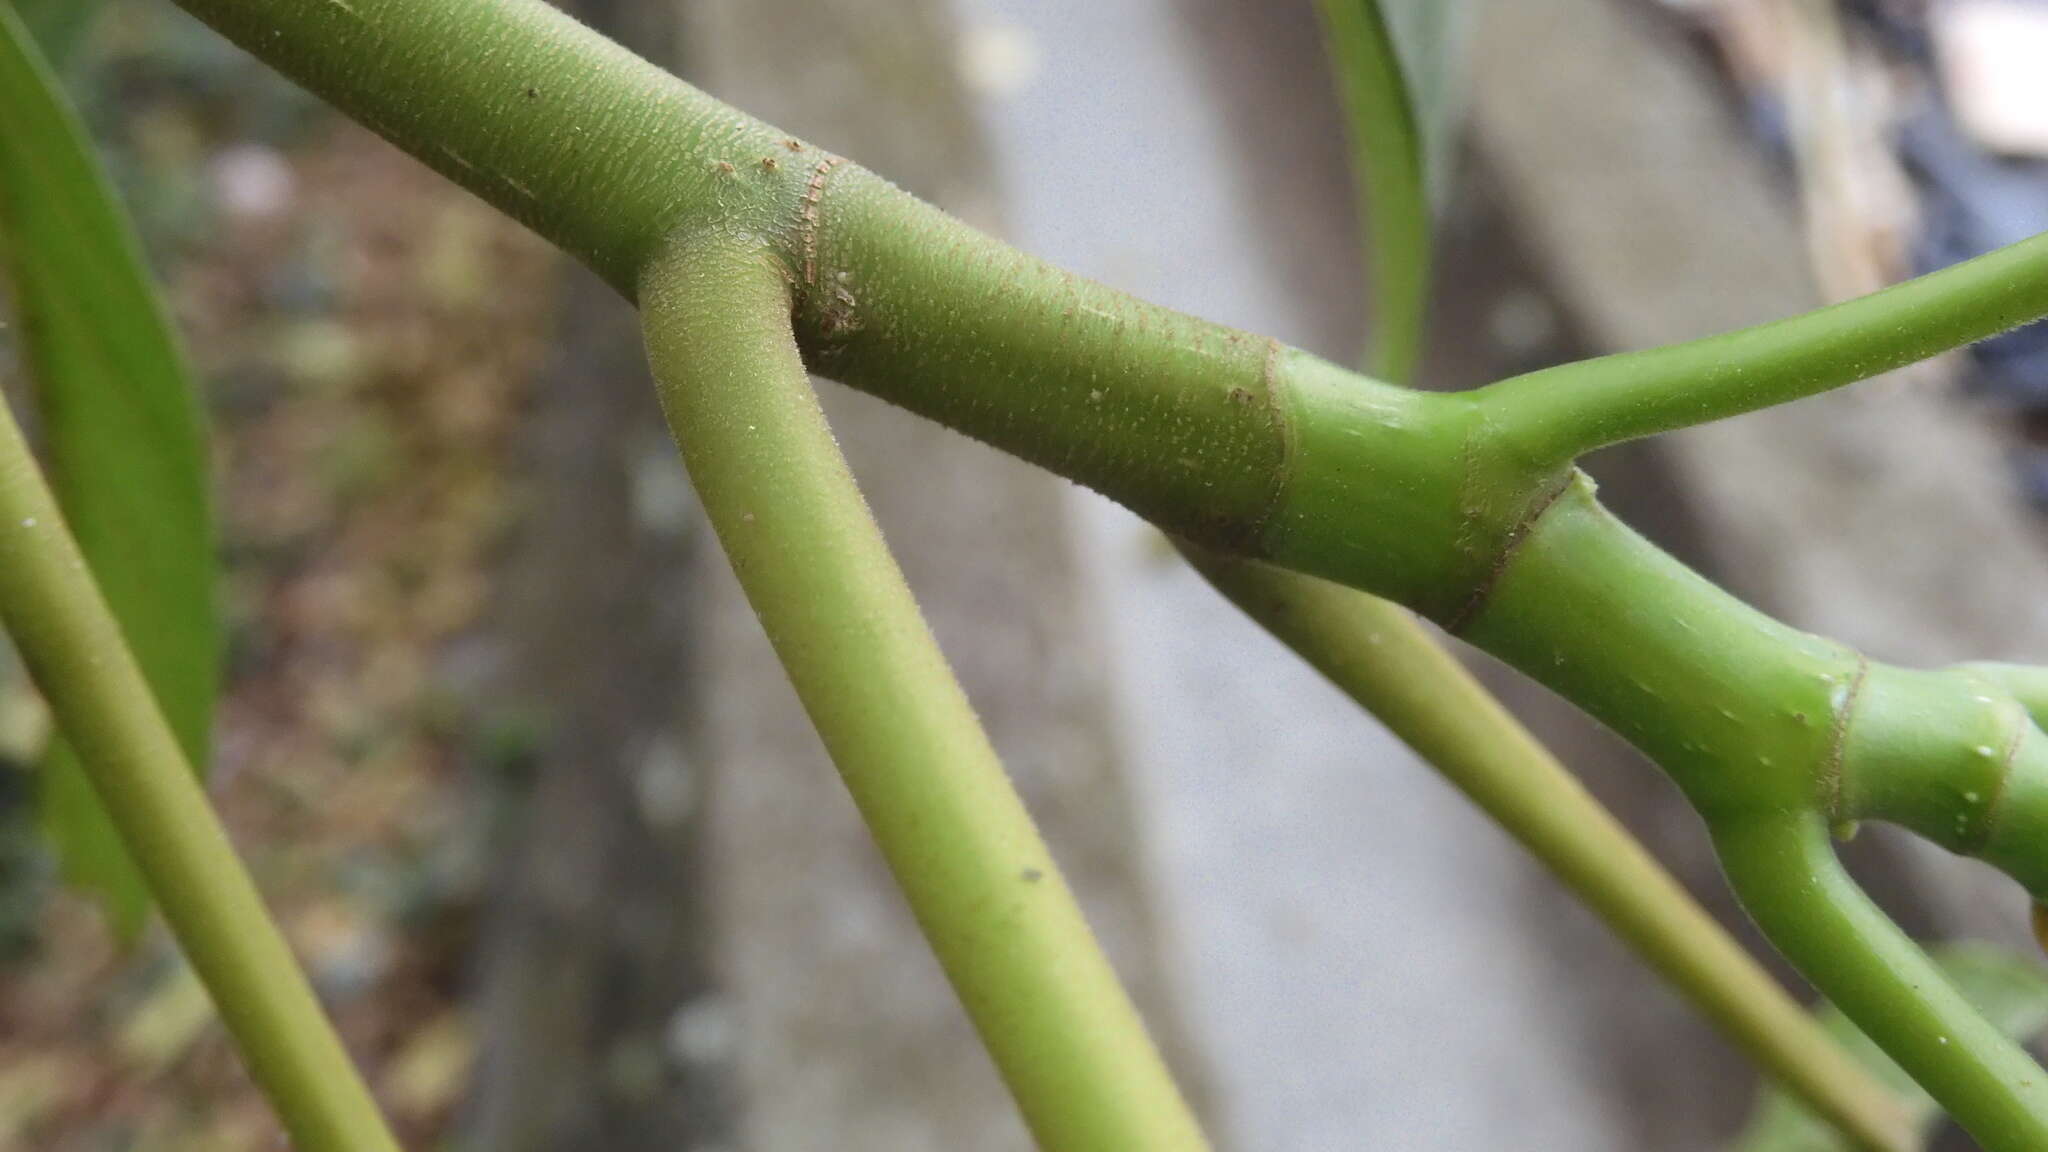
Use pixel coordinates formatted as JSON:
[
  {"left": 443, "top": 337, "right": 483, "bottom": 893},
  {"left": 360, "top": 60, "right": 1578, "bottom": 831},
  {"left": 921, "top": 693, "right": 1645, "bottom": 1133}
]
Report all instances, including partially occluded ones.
[
  {"left": 1313, "top": 0, "right": 1470, "bottom": 382},
  {"left": 1732, "top": 945, "right": 2048, "bottom": 1152},
  {"left": 1372, "top": 0, "right": 1468, "bottom": 208},
  {"left": 9, "top": 0, "right": 105, "bottom": 69},
  {"left": 0, "top": 3, "right": 217, "bottom": 939}
]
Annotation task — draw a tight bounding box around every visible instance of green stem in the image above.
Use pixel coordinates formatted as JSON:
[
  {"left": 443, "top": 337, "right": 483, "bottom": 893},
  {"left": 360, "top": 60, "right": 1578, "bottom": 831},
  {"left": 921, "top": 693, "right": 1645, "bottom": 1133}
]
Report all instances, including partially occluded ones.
[
  {"left": 1186, "top": 550, "right": 1911, "bottom": 1152},
  {"left": 140, "top": 0, "right": 2048, "bottom": 1137},
  {"left": 160, "top": 0, "right": 2048, "bottom": 628},
  {"left": 1237, "top": 13, "right": 1899, "bottom": 1138},
  {"left": 1454, "top": 472, "right": 2048, "bottom": 888},
  {"left": 1971, "top": 663, "right": 2048, "bottom": 729},
  {"left": 1314, "top": 0, "right": 1430, "bottom": 383},
  {"left": 638, "top": 234, "right": 1206, "bottom": 1152},
  {"left": 0, "top": 403, "right": 399, "bottom": 1152},
  {"left": 1476, "top": 232, "right": 2048, "bottom": 464},
  {"left": 168, "top": 0, "right": 808, "bottom": 293},
  {"left": 1715, "top": 811, "right": 2048, "bottom": 1152},
  {"left": 3, "top": 0, "right": 218, "bottom": 938},
  {"left": 1832, "top": 664, "right": 2048, "bottom": 897},
  {"left": 1465, "top": 475, "right": 2048, "bottom": 1143}
]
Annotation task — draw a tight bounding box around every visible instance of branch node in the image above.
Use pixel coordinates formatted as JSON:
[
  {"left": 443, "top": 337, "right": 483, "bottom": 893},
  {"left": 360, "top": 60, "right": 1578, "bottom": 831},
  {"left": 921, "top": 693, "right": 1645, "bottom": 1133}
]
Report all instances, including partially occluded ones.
[
  {"left": 1967, "top": 699, "right": 2028, "bottom": 856},
  {"left": 1444, "top": 471, "right": 1576, "bottom": 635},
  {"left": 1238, "top": 337, "right": 1297, "bottom": 553},
  {"left": 798, "top": 153, "right": 844, "bottom": 290},
  {"left": 1822, "top": 653, "right": 1870, "bottom": 820}
]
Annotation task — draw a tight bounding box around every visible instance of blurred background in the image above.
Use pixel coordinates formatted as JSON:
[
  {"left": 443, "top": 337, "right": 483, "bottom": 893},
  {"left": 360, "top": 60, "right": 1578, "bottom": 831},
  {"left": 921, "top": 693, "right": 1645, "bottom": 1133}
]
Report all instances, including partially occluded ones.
[{"left": 4, "top": 0, "right": 2048, "bottom": 1148}]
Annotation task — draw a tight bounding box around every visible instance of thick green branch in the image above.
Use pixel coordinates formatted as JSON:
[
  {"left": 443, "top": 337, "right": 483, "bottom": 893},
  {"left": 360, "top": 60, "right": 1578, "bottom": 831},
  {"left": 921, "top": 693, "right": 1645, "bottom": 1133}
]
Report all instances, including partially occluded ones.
[
  {"left": 1458, "top": 476, "right": 1853, "bottom": 817},
  {"left": 0, "top": 401, "right": 398, "bottom": 1152},
  {"left": 1459, "top": 474, "right": 2048, "bottom": 888},
  {"left": 166, "top": 0, "right": 1555, "bottom": 617},
  {"left": 798, "top": 162, "right": 1572, "bottom": 618},
  {"left": 170, "top": 0, "right": 817, "bottom": 292},
  {"left": 638, "top": 234, "right": 1206, "bottom": 1152},
  {"left": 1476, "top": 232, "right": 2048, "bottom": 463}
]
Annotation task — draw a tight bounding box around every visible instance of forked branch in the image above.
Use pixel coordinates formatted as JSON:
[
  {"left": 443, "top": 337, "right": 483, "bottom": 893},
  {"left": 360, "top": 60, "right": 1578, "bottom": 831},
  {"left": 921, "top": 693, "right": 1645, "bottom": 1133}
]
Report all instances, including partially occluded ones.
[
  {"left": 1183, "top": 550, "right": 1914, "bottom": 1152},
  {"left": 106, "top": 0, "right": 2048, "bottom": 1145},
  {"left": 1716, "top": 813, "right": 2048, "bottom": 1146},
  {"left": 638, "top": 233, "right": 1207, "bottom": 1152}
]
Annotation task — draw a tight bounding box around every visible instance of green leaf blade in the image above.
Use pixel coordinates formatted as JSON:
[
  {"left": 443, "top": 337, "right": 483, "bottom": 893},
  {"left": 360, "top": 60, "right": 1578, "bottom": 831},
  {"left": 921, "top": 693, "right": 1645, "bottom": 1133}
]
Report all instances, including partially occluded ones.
[
  {"left": 1373, "top": 0, "right": 1468, "bottom": 208},
  {"left": 10, "top": 0, "right": 104, "bottom": 70},
  {"left": 1314, "top": 0, "right": 1469, "bottom": 385},
  {"left": 0, "top": 2, "right": 218, "bottom": 939}
]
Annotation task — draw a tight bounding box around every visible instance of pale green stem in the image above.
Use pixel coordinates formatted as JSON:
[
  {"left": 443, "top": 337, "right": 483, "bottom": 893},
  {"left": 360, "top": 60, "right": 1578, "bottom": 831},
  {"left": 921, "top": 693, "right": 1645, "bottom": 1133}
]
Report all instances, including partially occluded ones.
[
  {"left": 1478, "top": 232, "right": 2048, "bottom": 464},
  {"left": 638, "top": 233, "right": 1207, "bottom": 1152},
  {"left": 1186, "top": 550, "right": 1911, "bottom": 1152},
  {"left": 1715, "top": 811, "right": 2048, "bottom": 1152},
  {"left": 0, "top": 402, "right": 400, "bottom": 1152}
]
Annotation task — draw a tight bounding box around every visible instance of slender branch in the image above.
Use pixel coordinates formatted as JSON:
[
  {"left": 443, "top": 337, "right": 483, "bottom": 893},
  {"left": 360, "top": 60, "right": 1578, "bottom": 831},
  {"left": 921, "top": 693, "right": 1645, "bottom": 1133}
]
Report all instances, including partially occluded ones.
[
  {"left": 2, "top": 0, "right": 218, "bottom": 937},
  {"left": 1314, "top": 0, "right": 1429, "bottom": 383},
  {"left": 1475, "top": 231, "right": 2048, "bottom": 464},
  {"left": 0, "top": 402, "right": 399, "bottom": 1152},
  {"left": 638, "top": 234, "right": 1206, "bottom": 1152},
  {"left": 1184, "top": 549, "right": 1912, "bottom": 1152},
  {"left": 1715, "top": 811, "right": 2048, "bottom": 1152}
]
